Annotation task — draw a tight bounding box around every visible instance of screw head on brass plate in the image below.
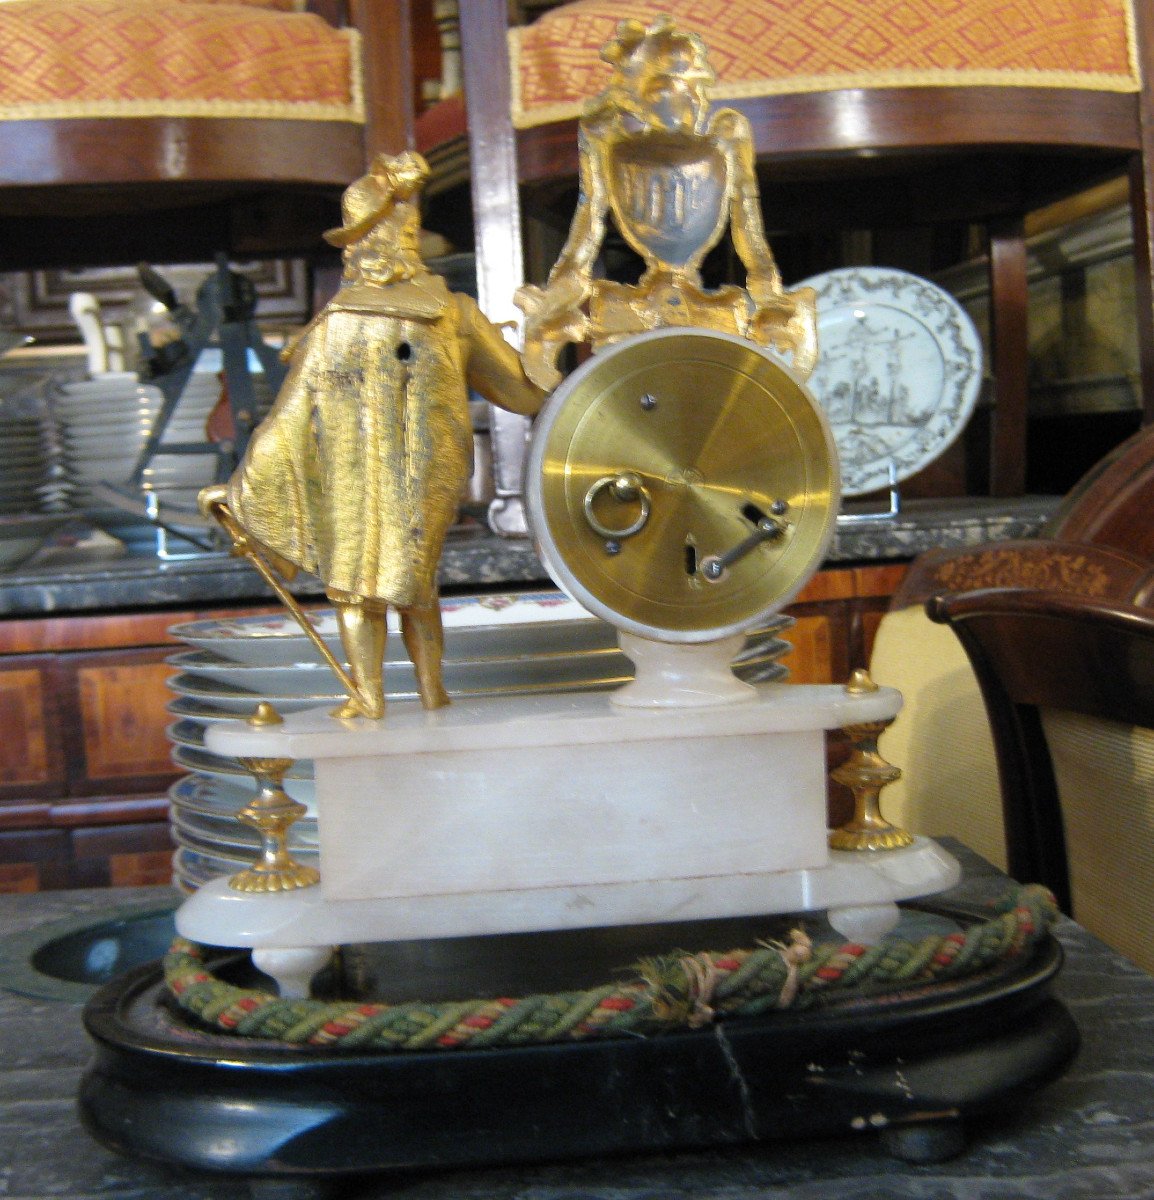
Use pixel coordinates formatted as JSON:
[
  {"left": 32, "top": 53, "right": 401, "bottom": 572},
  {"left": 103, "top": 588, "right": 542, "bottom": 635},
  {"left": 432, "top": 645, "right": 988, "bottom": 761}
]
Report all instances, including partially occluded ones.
[{"left": 525, "top": 328, "right": 840, "bottom": 642}]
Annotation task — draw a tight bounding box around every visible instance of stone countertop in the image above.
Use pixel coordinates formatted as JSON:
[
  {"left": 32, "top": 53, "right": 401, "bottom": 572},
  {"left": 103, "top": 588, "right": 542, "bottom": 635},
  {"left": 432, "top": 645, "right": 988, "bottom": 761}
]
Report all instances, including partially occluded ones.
[
  {"left": 0, "top": 527, "right": 551, "bottom": 618},
  {"left": 1, "top": 842, "right": 1152, "bottom": 1199},
  {"left": 0, "top": 496, "right": 1060, "bottom": 619},
  {"left": 827, "top": 494, "right": 1062, "bottom": 561}
]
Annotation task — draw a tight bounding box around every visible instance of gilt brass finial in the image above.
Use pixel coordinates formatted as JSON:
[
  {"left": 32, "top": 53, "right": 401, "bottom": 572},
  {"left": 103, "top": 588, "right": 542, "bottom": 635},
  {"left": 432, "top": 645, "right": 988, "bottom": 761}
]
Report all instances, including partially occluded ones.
[
  {"left": 829, "top": 717, "right": 915, "bottom": 852},
  {"left": 229, "top": 753, "right": 319, "bottom": 893},
  {"left": 248, "top": 701, "right": 284, "bottom": 728},
  {"left": 845, "top": 668, "right": 879, "bottom": 694}
]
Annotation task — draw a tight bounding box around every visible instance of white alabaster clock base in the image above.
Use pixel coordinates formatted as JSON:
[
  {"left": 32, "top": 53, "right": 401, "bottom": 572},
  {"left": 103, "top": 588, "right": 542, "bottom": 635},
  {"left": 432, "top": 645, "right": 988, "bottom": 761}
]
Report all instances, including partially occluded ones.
[
  {"left": 611, "top": 631, "right": 758, "bottom": 707},
  {"left": 177, "top": 685, "right": 960, "bottom": 996}
]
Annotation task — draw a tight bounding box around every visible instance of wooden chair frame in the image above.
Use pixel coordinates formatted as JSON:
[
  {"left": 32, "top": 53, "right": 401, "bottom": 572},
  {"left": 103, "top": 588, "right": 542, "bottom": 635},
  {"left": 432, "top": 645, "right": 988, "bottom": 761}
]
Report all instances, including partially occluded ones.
[
  {"left": 0, "top": 1, "right": 417, "bottom": 272},
  {"left": 927, "top": 587, "right": 1154, "bottom": 915}
]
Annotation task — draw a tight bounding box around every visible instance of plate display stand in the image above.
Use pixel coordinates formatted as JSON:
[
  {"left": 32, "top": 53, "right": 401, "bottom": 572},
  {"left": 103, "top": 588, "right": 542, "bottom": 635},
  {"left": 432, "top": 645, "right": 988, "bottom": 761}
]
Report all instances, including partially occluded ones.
[{"left": 837, "top": 460, "right": 903, "bottom": 524}]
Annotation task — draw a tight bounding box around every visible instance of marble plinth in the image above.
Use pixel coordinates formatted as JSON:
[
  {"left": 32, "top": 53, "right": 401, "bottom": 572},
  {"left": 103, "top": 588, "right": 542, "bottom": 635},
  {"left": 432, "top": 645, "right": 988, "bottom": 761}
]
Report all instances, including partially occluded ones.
[{"left": 178, "top": 684, "right": 960, "bottom": 990}]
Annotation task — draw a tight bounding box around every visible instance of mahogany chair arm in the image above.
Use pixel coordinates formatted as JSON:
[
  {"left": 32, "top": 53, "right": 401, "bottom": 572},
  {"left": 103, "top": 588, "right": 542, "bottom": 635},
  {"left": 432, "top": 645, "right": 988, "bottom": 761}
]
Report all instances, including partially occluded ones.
[
  {"left": 926, "top": 587, "right": 1154, "bottom": 914},
  {"left": 891, "top": 540, "right": 1154, "bottom": 613}
]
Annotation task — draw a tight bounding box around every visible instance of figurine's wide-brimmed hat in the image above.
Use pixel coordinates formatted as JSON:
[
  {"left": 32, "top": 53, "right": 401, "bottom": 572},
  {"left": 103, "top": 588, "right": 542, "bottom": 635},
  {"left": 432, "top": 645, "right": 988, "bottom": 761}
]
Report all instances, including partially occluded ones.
[{"left": 324, "top": 151, "right": 430, "bottom": 247}]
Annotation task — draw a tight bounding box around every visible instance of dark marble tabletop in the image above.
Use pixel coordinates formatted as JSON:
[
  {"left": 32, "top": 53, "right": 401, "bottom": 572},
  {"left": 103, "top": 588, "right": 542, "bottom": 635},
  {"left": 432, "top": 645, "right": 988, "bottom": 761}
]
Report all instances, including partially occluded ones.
[
  {"left": 0, "top": 527, "right": 551, "bottom": 617},
  {"left": 1, "top": 843, "right": 1151, "bottom": 1199},
  {"left": 0, "top": 497, "right": 1060, "bottom": 618}
]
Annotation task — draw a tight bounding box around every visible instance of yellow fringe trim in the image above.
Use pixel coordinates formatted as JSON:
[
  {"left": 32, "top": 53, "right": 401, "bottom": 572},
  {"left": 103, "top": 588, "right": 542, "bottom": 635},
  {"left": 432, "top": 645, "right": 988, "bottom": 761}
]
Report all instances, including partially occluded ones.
[
  {"left": 508, "top": 25, "right": 525, "bottom": 133},
  {"left": 347, "top": 25, "right": 365, "bottom": 125},
  {"left": 1124, "top": 0, "right": 1143, "bottom": 89}
]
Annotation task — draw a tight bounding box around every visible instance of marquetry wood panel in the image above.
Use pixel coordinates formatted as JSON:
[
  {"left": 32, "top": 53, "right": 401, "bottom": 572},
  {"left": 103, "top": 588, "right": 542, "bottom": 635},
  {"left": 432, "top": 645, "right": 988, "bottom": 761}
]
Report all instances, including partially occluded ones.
[
  {"left": 0, "top": 658, "right": 64, "bottom": 797},
  {"left": 783, "top": 564, "right": 911, "bottom": 683},
  {"left": 0, "top": 603, "right": 282, "bottom": 656},
  {"left": 109, "top": 849, "right": 176, "bottom": 888},
  {"left": 73, "top": 650, "right": 180, "bottom": 791},
  {"left": 0, "top": 665, "right": 52, "bottom": 787},
  {"left": 72, "top": 820, "right": 174, "bottom": 868},
  {"left": 852, "top": 563, "right": 909, "bottom": 601},
  {"left": 0, "top": 862, "right": 39, "bottom": 893},
  {"left": 0, "top": 827, "right": 69, "bottom": 886},
  {"left": 0, "top": 795, "right": 175, "bottom": 891},
  {"left": 793, "top": 568, "right": 857, "bottom": 604},
  {"left": 780, "top": 613, "right": 836, "bottom": 684}
]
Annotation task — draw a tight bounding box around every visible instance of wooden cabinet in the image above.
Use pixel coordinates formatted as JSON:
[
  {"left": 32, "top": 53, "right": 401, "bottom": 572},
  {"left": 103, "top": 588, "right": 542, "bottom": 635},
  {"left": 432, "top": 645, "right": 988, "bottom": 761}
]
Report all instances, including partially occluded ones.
[
  {"left": 785, "top": 562, "right": 907, "bottom": 684},
  {"left": 0, "top": 660, "right": 61, "bottom": 792},
  {"left": 0, "top": 563, "right": 905, "bottom": 892},
  {"left": 0, "top": 604, "right": 275, "bottom": 891}
]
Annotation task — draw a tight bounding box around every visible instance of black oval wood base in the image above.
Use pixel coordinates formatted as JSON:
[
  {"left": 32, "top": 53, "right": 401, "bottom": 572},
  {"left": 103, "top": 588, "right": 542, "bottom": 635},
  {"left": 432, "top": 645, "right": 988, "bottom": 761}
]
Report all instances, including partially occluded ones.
[{"left": 78, "top": 930, "right": 1078, "bottom": 1183}]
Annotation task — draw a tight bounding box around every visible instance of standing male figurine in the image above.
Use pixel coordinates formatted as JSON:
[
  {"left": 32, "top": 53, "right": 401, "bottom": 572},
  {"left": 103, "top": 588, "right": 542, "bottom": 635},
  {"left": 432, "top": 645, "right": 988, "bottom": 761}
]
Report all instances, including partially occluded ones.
[{"left": 201, "top": 151, "right": 544, "bottom": 718}]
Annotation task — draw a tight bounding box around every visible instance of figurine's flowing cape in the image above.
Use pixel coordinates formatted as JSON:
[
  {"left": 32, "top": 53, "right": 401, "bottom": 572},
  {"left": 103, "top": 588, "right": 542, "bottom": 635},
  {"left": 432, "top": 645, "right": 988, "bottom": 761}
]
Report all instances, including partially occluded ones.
[{"left": 226, "top": 271, "right": 540, "bottom": 607}]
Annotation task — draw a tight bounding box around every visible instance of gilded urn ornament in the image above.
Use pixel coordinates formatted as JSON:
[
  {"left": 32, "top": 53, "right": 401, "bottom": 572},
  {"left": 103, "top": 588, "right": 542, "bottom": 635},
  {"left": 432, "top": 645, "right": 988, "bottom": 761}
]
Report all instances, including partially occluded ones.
[
  {"left": 201, "top": 151, "right": 544, "bottom": 719},
  {"left": 516, "top": 16, "right": 818, "bottom": 391}
]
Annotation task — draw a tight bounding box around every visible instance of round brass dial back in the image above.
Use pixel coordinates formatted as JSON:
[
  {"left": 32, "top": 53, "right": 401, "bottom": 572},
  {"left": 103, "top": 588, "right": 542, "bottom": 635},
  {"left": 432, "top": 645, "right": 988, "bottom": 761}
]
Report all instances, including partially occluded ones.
[{"left": 525, "top": 328, "right": 840, "bottom": 642}]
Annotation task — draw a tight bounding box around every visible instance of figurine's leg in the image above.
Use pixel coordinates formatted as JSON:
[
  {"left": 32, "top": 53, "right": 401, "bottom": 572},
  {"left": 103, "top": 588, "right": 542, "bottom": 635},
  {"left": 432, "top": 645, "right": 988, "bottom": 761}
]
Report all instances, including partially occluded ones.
[
  {"left": 329, "top": 592, "right": 387, "bottom": 719},
  {"left": 401, "top": 600, "right": 449, "bottom": 709}
]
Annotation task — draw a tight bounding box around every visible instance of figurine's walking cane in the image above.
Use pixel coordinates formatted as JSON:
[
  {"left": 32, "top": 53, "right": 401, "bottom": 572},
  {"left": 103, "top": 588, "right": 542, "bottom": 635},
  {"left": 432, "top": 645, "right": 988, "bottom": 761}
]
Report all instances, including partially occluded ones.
[{"left": 200, "top": 489, "right": 365, "bottom": 710}]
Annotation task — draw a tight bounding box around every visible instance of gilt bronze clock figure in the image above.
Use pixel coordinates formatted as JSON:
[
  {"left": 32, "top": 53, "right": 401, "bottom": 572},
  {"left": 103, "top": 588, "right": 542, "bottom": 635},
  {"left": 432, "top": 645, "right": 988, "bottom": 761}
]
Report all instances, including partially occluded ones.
[
  {"left": 78, "top": 18, "right": 1075, "bottom": 1185},
  {"left": 516, "top": 15, "right": 817, "bottom": 392},
  {"left": 201, "top": 151, "right": 543, "bottom": 719}
]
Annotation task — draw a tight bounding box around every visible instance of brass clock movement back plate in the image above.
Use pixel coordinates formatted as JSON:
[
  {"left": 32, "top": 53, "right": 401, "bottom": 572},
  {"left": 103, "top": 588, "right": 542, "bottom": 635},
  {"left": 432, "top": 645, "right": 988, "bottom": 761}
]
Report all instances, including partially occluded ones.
[{"left": 526, "top": 329, "right": 840, "bottom": 642}]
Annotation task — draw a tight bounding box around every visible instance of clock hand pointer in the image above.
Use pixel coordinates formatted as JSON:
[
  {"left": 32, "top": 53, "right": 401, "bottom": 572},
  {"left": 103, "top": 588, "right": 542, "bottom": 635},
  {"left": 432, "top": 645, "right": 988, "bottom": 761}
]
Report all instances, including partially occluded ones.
[{"left": 700, "top": 501, "right": 789, "bottom": 582}]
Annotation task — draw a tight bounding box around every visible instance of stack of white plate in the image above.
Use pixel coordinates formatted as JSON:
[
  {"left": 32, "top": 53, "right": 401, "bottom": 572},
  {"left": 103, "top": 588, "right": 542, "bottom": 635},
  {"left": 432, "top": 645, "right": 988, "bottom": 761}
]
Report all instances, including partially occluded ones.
[
  {"left": 0, "top": 412, "right": 66, "bottom": 515},
  {"left": 165, "top": 590, "right": 795, "bottom": 891},
  {"left": 51, "top": 372, "right": 224, "bottom": 512}
]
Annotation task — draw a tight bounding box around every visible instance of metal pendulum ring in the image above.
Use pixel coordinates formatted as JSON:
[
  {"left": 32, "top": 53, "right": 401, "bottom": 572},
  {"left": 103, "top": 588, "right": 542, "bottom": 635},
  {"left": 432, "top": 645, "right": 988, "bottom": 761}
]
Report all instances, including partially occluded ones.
[{"left": 583, "top": 471, "right": 651, "bottom": 541}]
